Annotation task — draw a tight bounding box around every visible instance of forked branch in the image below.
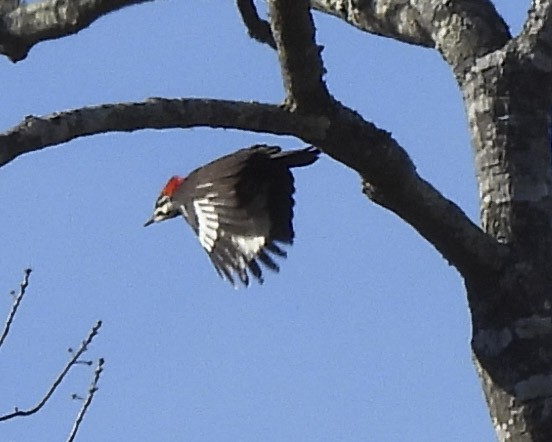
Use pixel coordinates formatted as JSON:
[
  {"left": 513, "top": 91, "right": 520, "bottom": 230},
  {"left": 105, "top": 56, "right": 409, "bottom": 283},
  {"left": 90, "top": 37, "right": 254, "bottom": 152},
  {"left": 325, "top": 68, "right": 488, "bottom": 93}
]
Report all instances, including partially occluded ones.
[
  {"left": 265, "top": 0, "right": 507, "bottom": 274},
  {"left": 0, "top": 320, "right": 103, "bottom": 422},
  {"left": 66, "top": 358, "right": 105, "bottom": 442}
]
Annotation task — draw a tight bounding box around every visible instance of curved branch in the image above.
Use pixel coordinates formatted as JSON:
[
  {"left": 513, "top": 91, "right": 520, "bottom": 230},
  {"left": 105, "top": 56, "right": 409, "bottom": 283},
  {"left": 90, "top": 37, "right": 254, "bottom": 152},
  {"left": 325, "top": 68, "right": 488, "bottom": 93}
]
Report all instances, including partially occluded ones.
[
  {"left": 310, "top": 0, "right": 434, "bottom": 48},
  {"left": 0, "top": 320, "right": 102, "bottom": 422},
  {"left": 312, "top": 0, "right": 511, "bottom": 80},
  {"left": 319, "top": 104, "right": 508, "bottom": 276},
  {"left": 0, "top": 98, "right": 329, "bottom": 167},
  {"left": 0, "top": 0, "right": 154, "bottom": 62},
  {"left": 236, "top": 0, "right": 276, "bottom": 49},
  {"left": 263, "top": 1, "right": 505, "bottom": 272},
  {"left": 268, "top": 0, "right": 332, "bottom": 111},
  {"left": 363, "top": 176, "right": 508, "bottom": 275},
  {"left": 0, "top": 95, "right": 505, "bottom": 275}
]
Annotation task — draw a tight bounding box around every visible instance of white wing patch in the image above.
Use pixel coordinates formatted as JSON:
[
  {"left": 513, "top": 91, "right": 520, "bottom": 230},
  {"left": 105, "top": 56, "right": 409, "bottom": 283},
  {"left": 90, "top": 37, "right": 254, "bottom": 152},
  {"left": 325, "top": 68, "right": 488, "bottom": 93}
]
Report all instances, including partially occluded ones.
[
  {"left": 230, "top": 235, "right": 266, "bottom": 260},
  {"left": 192, "top": 191, "right": 268, "bottom": 285},
  {"left": 192, "top": 196, "right": 219, "bottom": 252}
]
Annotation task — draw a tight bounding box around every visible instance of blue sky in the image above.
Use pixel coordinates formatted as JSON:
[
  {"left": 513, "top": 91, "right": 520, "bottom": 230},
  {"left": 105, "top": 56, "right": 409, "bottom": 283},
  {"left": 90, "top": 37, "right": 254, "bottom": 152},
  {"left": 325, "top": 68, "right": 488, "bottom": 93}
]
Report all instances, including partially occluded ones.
[{"left": 0, "top": 2, "right": 526, "bottom": 441}]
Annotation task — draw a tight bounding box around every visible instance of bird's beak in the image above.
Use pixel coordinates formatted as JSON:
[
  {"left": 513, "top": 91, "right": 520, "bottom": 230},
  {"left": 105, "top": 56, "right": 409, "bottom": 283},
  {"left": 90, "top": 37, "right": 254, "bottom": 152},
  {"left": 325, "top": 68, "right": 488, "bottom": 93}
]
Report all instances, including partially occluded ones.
[{"left": 143, "top": 218, "right": 155, "bottom": 227}]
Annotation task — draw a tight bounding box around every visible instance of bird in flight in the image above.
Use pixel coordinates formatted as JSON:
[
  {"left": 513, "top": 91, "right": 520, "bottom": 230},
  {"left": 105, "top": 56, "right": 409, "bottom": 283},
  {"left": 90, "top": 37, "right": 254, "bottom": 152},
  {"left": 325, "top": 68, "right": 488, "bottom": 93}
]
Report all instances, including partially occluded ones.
[{"left": 144, "top": 144, "right": 319, "bottom": 287}]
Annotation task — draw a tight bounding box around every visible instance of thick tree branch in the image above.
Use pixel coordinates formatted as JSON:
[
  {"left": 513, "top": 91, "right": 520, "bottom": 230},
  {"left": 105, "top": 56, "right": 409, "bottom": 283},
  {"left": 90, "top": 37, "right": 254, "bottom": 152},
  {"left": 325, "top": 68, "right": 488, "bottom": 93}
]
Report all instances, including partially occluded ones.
[
  {"left": 363, "top": 176, "right": 508, "bottom": 276},
  {"left": 312, "top": 0, "right": 511, "bottom": 81},
  {"left": 236, "top": 0, "right": 276, "bottom": 49},
  {"left": 418, "top": 0, "right": 510, "bottom": 79},
  {"left": 0, "top": 0, "right": 154, "bottom": 62},
  {"left": 0, "top": 268, "right": 32, "bottom": 350},
  {"left": 0, "top": 95, "right": 505, "bottom": 277},
  {"left": 318, "top": 104, "right": 508, "bottom": 276},
  {"left": 516, "top": 1, "right": 552, "bottom": 82},
  {"left": 263, "top": 0, "right": 506, "bottom": 273},
  {"left": 0, "top": 98, "right": 329, "bottom": 168},
  {"left": 268, "top": 0, "right": 332, "bottom": 111},
  {"left": 0, "top": 320, "right": 102, "bottom": 422},
  {"left": 310, "top": 0, "right": 434, "bottom": 48}
]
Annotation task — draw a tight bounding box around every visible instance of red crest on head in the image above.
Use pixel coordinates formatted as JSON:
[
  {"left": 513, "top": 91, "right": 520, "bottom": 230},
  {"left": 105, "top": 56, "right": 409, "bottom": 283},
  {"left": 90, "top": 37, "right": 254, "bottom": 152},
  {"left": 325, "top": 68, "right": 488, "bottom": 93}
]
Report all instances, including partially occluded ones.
[{"left": 161, "top": 176, "right": 184, "bottom": 196}]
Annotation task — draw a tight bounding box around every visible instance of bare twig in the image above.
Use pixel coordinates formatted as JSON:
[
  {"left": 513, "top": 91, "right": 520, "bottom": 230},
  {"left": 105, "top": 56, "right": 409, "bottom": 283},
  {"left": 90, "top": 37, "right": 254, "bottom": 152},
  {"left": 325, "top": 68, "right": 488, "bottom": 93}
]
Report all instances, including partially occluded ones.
[
  {"left": 0, "top": 0, "right": 154, "bottom": 62},
  {"left": 66, "top": 358, "right": 105, "bottom": 442},
  {"left": 236, "top": 0, "right": 276, "bottom": 49},
  {"left": 0, "top": 320, "right": 103, "bottom": 422},
  {"left": 0, "top": 268, "right": 32, "bottom": 350}
]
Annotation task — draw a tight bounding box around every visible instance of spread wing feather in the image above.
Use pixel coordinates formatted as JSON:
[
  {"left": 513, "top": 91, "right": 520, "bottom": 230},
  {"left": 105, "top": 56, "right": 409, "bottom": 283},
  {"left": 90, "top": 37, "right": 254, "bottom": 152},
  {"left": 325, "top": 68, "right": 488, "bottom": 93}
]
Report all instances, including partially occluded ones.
[{"left": 172, "top": 145, "right": 318, "bottom": 287}]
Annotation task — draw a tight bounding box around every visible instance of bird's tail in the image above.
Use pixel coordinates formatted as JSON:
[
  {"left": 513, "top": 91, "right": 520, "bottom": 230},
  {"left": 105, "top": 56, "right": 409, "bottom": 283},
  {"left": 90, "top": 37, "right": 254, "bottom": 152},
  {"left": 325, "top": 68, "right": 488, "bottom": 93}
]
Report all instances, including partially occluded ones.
[{"left": 272, "top": 146, "right": 320, "bottom": 168}]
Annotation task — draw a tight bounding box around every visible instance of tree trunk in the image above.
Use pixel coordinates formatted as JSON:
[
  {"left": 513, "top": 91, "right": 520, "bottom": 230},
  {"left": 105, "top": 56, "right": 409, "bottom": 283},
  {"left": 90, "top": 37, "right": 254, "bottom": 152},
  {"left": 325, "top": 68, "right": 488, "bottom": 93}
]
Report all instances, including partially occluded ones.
[
  {"left": 311, "top": 1, "right": 552, "bottom": 440},
  {"left": 463, "top": 43, "right": 552, "bottom": 442}
]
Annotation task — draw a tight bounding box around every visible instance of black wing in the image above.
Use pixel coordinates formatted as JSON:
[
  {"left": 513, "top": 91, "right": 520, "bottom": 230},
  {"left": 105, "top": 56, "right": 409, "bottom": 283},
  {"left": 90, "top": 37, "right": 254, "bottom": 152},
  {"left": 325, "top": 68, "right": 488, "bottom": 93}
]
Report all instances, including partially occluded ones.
[{"left": 174, "top": 145, "right": 318, "bottom": 287}]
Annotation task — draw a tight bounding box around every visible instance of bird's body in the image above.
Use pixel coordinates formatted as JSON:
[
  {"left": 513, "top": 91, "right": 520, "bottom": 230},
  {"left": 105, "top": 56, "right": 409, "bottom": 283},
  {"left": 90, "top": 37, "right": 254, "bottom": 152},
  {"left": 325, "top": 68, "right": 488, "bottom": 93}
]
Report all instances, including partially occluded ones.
[{"left": 145, "top": 144, "right": 319, "bottom": 287}]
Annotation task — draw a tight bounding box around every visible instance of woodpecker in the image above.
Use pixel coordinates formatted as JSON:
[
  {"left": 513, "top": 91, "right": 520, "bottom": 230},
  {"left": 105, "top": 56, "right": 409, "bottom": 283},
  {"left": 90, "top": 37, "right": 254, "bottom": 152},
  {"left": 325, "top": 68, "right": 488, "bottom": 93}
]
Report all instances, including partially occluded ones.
[{"left": 144, "top": 144, "right": 319, "bottom": 287}]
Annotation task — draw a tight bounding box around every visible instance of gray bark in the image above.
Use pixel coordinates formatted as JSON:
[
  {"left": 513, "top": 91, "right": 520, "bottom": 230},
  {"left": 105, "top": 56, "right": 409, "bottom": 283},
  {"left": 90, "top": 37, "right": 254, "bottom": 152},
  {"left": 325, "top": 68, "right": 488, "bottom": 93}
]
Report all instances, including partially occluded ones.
[
  {"left": 0, "top": 0, "right": 154, "bottom": 62},
  {"left": 1, "top": 0, "right": 551, "bottom": 440},
  {"left": 311, "top": 1, "right": 552, "bottom": 440}
]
